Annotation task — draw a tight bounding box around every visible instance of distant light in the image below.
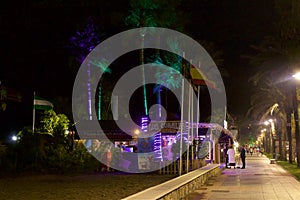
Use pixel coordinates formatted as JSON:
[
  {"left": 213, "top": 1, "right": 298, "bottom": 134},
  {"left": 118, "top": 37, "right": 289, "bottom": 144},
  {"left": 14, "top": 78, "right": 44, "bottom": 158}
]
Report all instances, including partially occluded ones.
[
  {"left": 292, "top": 72, "right": 300, "bottom": 80},
  {"left": 11, "top": 135, "right": 18, "bottom": 141},
  {"left": 224, "top": 120, "right": 228, "bottom": 129},
  {"left": 134, "top": 129, "right": 140, "bottom": 135},
  {"left": 234, "top": 140, "right": 239, "bottom": 148}
]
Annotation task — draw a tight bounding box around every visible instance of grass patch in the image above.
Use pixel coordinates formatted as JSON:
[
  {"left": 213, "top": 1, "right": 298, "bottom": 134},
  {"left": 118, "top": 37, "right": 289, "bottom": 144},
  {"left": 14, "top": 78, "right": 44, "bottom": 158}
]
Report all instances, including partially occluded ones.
[
  {"left": 276, "top": 161, "right": 300, "bottom": 181},
  {"left": 264, "top": 153, "right": 273, "bottom": 159}
]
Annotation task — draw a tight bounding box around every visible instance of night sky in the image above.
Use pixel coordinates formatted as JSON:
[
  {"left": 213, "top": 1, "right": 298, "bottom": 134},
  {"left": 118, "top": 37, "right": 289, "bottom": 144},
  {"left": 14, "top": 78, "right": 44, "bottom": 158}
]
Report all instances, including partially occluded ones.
[{"left": 0, "top": 0, "right": 275, "bottom": 136}]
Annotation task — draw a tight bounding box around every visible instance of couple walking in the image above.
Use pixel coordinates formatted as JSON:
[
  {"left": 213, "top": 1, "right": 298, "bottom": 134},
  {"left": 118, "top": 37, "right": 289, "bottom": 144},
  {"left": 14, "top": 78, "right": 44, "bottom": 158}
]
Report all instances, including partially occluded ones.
[{"left": 226, "top": 145, "right": 246, "bottom": 169}]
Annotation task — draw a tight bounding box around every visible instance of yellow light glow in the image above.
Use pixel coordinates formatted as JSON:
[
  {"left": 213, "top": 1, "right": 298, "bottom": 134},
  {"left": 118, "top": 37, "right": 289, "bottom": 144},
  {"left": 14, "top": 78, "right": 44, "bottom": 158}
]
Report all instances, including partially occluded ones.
[
  {"left": 293, "top": 72, "right": 300, "bottom": 80},
  {"left": 134, "top": 129, "right": 140, "bottom": 135}
]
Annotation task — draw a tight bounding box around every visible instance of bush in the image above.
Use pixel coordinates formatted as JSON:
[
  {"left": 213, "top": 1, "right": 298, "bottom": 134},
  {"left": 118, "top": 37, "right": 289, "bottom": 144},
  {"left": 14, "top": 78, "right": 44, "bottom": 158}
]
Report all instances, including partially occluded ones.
[{"left": 43, "top": 142, "right": 101, "bottom": 174}]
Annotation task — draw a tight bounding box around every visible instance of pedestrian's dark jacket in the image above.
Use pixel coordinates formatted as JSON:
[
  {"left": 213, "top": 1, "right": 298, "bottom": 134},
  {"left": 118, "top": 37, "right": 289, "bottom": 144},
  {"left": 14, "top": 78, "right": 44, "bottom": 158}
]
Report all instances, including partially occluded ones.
[{"left": 240, "top": 147, "right": 246, "bottom": 158}]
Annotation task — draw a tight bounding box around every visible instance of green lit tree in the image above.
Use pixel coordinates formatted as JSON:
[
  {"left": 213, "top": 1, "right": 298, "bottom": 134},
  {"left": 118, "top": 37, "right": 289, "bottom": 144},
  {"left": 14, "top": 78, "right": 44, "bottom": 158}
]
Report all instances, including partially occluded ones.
[
  {"left": 14, "top": 110, "right": 71, "bottom": 171},
  {"left": 40, "top": 110, "right": 70, "bottom": 143},
  {"left": 125, "top": 0, "right": 159, "bottom": 116}
]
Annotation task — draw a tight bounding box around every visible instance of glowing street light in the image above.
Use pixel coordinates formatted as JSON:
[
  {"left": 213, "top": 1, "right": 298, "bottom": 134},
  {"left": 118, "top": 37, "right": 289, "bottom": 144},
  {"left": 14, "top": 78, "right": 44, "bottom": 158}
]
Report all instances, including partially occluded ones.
[
  {"left": 11, "top": 135, "right": 18, "bottom": 141},
  {"left": 292, "top": 72, "right": 300, "bottom": 80}
]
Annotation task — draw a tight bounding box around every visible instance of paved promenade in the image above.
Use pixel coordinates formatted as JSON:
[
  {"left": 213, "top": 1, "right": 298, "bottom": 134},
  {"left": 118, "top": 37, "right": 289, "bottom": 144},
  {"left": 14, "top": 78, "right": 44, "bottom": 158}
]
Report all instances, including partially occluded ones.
[{"left": 185, "top": 154, "right": 300, "bottom": 200}]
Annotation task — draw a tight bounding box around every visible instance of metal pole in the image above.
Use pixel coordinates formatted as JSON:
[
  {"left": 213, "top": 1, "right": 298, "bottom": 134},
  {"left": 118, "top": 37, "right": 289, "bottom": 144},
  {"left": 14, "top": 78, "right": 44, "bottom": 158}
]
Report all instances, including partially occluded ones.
[
  {"left": 191, "top": 82, "right": 194, "bottom": 168},
  {"left": 196, "top": 61, "right": 201, "bottom": 159},
  {"left": 186, "top": 82, "right": 191, "bottom": 173},
  {"left": 32, "top": 91, "right": 36, "bottom": 134},
  {"left": 179, "top": 52, "right": 185, "bottom": 176}
]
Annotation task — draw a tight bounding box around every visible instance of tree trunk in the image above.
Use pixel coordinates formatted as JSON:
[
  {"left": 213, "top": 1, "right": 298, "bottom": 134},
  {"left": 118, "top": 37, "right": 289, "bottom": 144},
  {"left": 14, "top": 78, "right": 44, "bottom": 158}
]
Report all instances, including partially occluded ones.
[
  {"left": 87, "top": 63, "right": 92, "bottom": 120},
  {"left": 156, "top": 86, "right": 162, "bottom": 120},
  {"left": 286, "top": 110, "right": 293, "bottom": 163},
  {"left": 140, "top": 35, "right": 148, "bottom": 116},
  {"left": 292, "top": 83, "right": 300, "bottom": 166},
  {"left": 278, "top": 119, "right": 284, "bottom": 160}
]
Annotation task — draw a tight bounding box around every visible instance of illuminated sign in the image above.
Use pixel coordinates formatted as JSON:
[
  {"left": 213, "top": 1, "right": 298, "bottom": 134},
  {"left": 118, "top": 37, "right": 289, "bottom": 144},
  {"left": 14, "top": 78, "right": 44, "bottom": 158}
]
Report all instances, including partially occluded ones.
[{"left": 148, "top": 121, "right": 186, "bottom": 133}]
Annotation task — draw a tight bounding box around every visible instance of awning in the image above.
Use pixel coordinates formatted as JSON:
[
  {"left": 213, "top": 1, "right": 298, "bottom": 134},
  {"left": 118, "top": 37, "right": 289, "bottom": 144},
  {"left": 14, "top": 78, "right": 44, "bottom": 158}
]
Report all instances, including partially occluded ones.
[{"left": 76, "top": 120, "right": 133, "bottom": 141}]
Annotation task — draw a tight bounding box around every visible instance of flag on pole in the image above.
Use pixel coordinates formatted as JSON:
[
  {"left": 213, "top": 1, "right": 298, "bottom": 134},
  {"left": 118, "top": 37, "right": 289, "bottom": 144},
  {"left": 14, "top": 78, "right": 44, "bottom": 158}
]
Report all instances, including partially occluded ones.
[
  {"left": 190, "top": 65, "right": 216, "bottom": 89},
  {"left": 33, "top": 95, "right": 54, "bottom": 110}
]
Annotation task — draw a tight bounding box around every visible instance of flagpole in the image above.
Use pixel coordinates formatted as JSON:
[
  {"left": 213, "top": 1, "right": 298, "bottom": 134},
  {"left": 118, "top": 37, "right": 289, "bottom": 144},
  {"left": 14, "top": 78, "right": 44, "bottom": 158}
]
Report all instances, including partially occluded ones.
[
  {"left": 179, "top": 52, "right": 185, "bottom": 176},
  {"left": 196, "top": 61, "right": 201, "bottom": 159},
  {"left": 186, "top": 80, "right": 191, "bottom": 173},
  {"left": 32, "top": 91, "right": 35, "bottom": 134}
]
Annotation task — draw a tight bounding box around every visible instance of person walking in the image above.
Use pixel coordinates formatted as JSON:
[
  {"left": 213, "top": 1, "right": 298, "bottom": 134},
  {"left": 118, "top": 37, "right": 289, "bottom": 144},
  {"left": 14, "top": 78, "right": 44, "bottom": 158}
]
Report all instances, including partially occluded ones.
[
  {"left": 227, "top": 145, "right": 236, "bottom": 169},
  {"left": 240, "top": 145, "right": 246, "bottom": 169},
  {"left": 224, "top": 145, "right": 229, "bottom": 168},
  {"left": 250, "top": 147, "right": 253, "bottom": 156}
]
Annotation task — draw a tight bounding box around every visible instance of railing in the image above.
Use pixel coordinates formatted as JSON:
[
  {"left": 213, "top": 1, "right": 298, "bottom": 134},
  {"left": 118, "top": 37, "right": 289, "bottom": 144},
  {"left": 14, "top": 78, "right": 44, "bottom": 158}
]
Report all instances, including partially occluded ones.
[{"left": 158, "top": 159, "right": 207, "bottom": 175}]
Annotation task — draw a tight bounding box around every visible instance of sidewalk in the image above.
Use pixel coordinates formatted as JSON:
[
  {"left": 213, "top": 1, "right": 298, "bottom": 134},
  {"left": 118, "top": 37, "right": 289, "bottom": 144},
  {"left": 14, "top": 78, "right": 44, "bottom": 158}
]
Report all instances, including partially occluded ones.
[{"left": 185, "top": 154, "right": 300, "bottom": 200}]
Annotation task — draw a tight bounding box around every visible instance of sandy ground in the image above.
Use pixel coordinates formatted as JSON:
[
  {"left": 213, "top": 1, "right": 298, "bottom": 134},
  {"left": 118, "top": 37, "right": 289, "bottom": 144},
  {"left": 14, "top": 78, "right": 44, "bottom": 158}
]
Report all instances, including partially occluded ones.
[{"left": 0, "top": 172, "right": 176, "bottom": 200}]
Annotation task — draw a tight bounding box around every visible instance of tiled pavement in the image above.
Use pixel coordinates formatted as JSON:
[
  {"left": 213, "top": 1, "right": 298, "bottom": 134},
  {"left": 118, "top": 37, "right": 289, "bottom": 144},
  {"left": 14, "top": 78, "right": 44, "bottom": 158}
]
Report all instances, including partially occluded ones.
[{"left": 185, "top": 154, "right": 300, "bottom": 200}]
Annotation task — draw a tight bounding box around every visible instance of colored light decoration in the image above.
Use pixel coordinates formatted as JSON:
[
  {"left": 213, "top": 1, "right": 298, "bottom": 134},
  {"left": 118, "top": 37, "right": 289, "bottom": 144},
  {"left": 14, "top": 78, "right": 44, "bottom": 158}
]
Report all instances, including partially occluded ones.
[
  {"left": 153, "top": 132, "right": 163, "bottom": 161},
  {"left": 141, "top": 117, "right": 149, "bottom": 133}
]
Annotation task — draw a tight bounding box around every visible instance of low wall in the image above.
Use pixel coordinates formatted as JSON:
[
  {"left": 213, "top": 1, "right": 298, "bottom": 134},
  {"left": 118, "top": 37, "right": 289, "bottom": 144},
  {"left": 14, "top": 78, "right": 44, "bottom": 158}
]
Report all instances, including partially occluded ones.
[{"left": 121, "top": 164, "right": 221, "bottom": 200}]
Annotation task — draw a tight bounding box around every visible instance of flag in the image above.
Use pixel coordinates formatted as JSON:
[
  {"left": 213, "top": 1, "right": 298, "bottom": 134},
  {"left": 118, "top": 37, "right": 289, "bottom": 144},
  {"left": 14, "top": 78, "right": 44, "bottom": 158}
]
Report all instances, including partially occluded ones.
[
  {"left": 190, "top": 65, "right": 216, "bottom": 89},
  {"left": 33, "top": 95, "right": 54, "bottom": 110}
]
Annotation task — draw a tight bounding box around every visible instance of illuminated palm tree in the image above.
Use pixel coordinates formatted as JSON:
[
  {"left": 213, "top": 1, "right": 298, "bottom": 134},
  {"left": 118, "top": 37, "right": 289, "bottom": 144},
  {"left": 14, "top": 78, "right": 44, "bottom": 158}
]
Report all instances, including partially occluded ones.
[
  {"left": 125, "top": 0, "right": 159, "bottom": 117},
  {"left": 248, "top": 0, "right": 300, "bottom": 166},
  {"left": 69, "top": 18, "right": 100, "bottom": 120},
  {"left": 151, "top": 39, "right": 224, "bottom": 120},
  {"left": 248, "top": 67, "right": 293, "bottom": 162},
  {"left": 69, "top": 18, "right": 112, "bottom": 120}
]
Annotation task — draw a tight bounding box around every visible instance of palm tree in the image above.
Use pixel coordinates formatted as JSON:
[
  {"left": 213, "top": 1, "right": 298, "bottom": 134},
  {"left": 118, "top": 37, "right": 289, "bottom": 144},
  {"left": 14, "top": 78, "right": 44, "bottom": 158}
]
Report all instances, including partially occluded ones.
[
  {"left": 248, "top": 67, "right": 294, "bottom": 162},
  {"left": 69, "top": 18, "right": 113, "bottom": 120},
  {"left": 248, "top": 0, "right": 300, "bottom": 166},
  {"left": 125, "top": 0, "right": 159, "bottom": 117},
  {"left": 69, "top": 18, "right": 100, "bottom": 120},
  {"left": 125, "top": 0, "right": 188, "bottom": 117}
]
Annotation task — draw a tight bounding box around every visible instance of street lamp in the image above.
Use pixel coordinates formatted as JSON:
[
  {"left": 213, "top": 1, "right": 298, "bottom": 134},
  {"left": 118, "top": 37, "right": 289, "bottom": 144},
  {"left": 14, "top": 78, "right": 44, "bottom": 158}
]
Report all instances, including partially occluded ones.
[
  {"left": 292, "top": 72, "right": 300, "bottom": 80},
  {"left": 11, "top": 135, "right": 18, "bottom": 142}
]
